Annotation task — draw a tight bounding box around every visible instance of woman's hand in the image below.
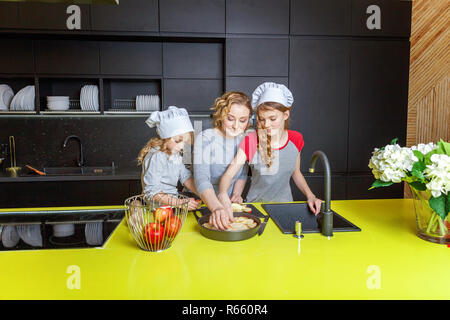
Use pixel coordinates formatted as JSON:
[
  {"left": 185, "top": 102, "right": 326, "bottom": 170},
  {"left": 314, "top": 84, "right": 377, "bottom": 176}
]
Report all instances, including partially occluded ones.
[
  {"left": 307, "top": 195, "right": 322, "bottom": 215},
  {"left": 210, "top": 207, "right": 234, "bottom": 230},
  {"left": 230, "top": 193, "right": 243, "bottom": 204}
]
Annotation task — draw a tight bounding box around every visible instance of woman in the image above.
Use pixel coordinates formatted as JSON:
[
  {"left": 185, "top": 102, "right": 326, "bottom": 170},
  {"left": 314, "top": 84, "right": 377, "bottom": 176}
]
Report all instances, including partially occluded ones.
[{"left": 193, "top": 91, "right": 252, "bottom": 220}]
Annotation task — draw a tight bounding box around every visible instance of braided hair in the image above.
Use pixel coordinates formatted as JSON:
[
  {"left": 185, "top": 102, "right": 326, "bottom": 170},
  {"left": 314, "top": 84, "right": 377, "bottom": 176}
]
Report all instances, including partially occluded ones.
[{"left": 256, "top": 102, "right": 290, "bottom": 168}]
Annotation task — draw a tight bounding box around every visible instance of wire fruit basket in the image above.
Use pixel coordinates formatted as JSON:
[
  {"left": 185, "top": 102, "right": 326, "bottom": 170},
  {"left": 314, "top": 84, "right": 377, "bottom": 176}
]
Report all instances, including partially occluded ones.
[{"left": 124, "top": 193, "right": 189, "bottom": 252}]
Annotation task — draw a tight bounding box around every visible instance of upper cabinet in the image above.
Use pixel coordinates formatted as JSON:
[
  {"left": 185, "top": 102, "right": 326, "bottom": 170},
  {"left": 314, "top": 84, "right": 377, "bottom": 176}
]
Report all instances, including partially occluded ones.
[
  {"left": 226, "top": 0, "right": 289, "bottom": 35},
  {"left": 0, "top": 40, "right": 34, "bottom": 74},
  {"left": 91, "top": 0, "right": 158, "bottom": 32},
  {"left": 35, "top": 40, "right": 100, "bottom": 75},
  {"left": 159, "top": 0, "right": 225, "bottom": 33},
  {"left": 290, "top": 0, "right": 351, "bottom": 36},
  {"left": 226, "top": 38, "right": 289, "bottom": 77},
  {"left": 0, "top": 2, "right": 19, "bottom": 29},
  {"left": 351, "top": 0, "right": 412, "bottom": 37},
  {"left": 18, "top": 2, "right": 90, "bottom": 31}
]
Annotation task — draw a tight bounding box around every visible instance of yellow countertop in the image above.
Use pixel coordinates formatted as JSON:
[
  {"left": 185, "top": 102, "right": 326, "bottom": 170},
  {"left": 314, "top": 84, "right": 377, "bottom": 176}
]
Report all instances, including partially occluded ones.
[{"left": 0, "top": 199, "right": 449, "bottom": 300}]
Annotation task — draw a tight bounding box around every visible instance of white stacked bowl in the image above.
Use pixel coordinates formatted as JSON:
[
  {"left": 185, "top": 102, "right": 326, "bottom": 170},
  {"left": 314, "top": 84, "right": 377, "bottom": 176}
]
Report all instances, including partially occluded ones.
[{"left": 47, "top": 96, "right": 70, "bottom": 111}]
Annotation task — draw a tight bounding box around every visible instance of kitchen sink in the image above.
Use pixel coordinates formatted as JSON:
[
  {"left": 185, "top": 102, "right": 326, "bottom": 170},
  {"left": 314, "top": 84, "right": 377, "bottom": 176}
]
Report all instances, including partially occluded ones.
[
  {"left": 43, "top": 166, "right": 115, "bottom": 176},
  {"left": 0, "top": 208, "right": 124, "bottom": 251}
]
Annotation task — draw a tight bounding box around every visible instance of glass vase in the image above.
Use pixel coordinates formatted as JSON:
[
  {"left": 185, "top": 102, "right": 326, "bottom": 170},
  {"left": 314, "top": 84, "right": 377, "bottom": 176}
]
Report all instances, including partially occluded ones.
[{"left": 409, "top": 185, "right": 449, "bottom": 245}]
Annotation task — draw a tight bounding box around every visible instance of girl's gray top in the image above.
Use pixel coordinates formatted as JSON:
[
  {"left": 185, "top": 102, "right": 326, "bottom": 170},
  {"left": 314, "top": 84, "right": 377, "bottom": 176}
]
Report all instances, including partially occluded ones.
[
  {"left": 141, "top": 148, "right": 192, "bottom": 195},
  {"left": 193, "top": 128, "right": 248, "bottom": 196},
  {"left": 240, "top": 130, "right": 305, "bottom": 203}
]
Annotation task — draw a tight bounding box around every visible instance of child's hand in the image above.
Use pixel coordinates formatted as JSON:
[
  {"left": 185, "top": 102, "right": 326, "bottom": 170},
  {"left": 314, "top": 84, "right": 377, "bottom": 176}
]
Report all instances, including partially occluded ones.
[
  {"left": 230, "top": 193, "right": 243, "bottom": 204},
  {"left": 187, "top": 197, "right": 200, "bottom": 211},
  {"left": 307, "top": 195, "right": 322, "bottom": 215}
]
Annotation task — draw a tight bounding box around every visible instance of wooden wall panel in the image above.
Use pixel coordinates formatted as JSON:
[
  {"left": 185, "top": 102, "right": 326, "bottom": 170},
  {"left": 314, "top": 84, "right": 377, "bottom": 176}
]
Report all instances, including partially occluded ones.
[{"left": 405, "top": 0, "right": 449, "bottom": 197}]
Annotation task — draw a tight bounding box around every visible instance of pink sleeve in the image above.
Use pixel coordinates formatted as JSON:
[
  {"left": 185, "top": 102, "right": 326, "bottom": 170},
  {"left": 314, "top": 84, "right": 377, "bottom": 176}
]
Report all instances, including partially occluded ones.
[
  {"left": 289, "top": 130, "right": 304, "bottom": 152},
  {"left": 239, "top": 132, "right": 258, "bottom": 162}
]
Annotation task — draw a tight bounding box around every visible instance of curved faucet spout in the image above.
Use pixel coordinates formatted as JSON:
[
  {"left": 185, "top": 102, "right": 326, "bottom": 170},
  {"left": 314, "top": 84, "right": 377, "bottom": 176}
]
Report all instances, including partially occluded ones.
[
  {"left": 309, "top": 150, "right": 333, "bottom": 237},
  {"left": 63, "top": 135, "right": 85, "bottom": 167}
]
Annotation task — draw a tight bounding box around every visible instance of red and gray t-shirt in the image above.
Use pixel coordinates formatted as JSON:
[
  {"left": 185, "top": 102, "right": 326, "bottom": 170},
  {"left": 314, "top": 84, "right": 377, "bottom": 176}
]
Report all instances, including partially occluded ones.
[{"left": 239, "top": 130, "right": 304, "bottom": 202}]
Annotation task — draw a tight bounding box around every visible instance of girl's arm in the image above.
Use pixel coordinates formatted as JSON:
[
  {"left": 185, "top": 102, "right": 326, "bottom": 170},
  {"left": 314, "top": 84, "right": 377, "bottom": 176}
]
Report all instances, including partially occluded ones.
[
  {"left": 291, "top": 153, "right": 322, "bottom": 215},
  {"left": 183, "top": 177, "right": 202, "bottom": 210}
]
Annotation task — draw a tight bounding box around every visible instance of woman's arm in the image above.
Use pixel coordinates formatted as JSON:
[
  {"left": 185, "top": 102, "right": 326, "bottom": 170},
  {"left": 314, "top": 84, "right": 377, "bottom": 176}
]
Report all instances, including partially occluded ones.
[
  {"left": 230, "top": 178, "right": 247, "bottom": 203},
  {"left": 291, "top": 153, "right": 322, "bottom": 215}
]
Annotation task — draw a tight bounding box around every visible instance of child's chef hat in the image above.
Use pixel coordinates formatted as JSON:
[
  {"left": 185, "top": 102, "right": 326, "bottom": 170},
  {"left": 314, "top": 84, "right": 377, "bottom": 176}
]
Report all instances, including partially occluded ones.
[
  {"left": 251, "top": 82, "right": 294, "bottom": 109},
  {"left": 145, "top": 106, "right": 194, "bottom": 139}
]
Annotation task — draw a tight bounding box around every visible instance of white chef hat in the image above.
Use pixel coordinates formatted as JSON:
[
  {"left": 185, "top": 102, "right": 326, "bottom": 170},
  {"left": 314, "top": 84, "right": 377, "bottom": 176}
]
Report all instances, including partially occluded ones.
[
  {"left": 251, "top": 82, "right": 294, "bottom": 109},
  {"left": 145, "top": 106, "right": 194, "bottom": 139}
]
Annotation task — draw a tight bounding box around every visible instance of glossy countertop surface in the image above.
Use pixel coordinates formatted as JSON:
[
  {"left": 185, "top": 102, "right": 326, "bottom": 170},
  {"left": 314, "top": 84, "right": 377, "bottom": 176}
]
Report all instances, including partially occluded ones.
[{"left": 0, "top": 199, "right": 448, "bottom": 299}]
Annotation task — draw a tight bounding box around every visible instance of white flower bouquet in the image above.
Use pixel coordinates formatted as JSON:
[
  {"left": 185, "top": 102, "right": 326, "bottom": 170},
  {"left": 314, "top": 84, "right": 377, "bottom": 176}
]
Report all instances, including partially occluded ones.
[{"left": 369, "top": 138, "right": 450, "bottom": 242}]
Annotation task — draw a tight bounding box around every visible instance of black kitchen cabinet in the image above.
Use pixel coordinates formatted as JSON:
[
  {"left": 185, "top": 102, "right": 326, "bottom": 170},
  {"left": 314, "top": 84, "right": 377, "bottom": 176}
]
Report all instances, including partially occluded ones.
[
  {"left": 225, "top": 76, "right": 289, "bottom": 98},
  {"left": 348, "top": 40, "right": 410, "bottom": 172},
  {"left": 18, "top": 2, "right": 90, "bottom": 31},
  {"left": 0, "top": 2, "right": 19, "bottom": 29},
  {"left": 290, "top": 0, "right": 351, "bottom": 36},
  {"left": 159, "top": 0, "right": 225, "bottom": 34},
  {"left": 226, "top": 0, "right": 289, "bottom": 35},
  {"left": 35, "top": 40, "right": 100, "bottom": 75},
  {"left": 351, "top": 0, "right": 412, "bottom": 37},
  {"left": 289, "top": 38, "right": 351, "bottom": 173},
  {"left": 100, "top": 42, "right": 162, "bottom": 76},
  {"left": 163, "top": 79, "right": 222, "bottom": 113},
  {"left": 290, "top": 175, "right": 347, "bottom": 201},
  {"left": 0, "top": 40, "right": 34, "bottom": 74},
  {"left": 226, "top": 38, "right": 289, "bottom": 77},
  {"left": 346, "top": 175, "right": 404, "bottom": 199},
  {"left": 91, "top": 0, "right": 158, "bottom": 32},
  {"left": 163, "top": 43, "right": 223, "bottom": 79}
]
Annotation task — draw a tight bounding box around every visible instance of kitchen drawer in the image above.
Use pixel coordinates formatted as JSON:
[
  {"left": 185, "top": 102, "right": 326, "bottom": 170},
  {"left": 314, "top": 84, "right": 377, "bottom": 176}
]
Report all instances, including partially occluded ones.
[
  {"left": 290, "top": 0, "right": 351, "bottom": 36},
  {"left": 226, "top": 0, "right": 289, "bottom": 35},
  {"left": 160, "top": 0, "right": 225, "bottom": 33},
  {"left": 18, "top": 2, "right": 90, "bottom": 31},
  {"left": 100, "top": 42, "right": 162, "bottom": 76},
  {"left": 163, "top": 42, "right": 223, "bottom": 79},
  {"left": 91, "top": 0, "right": 158, "bottom": 32},
  {"left": 290, "top": 175, "right": 347, "bottom": 201},
  {"left": 35, "top": 40, "right": 100, "bottom": 75},
  {"left": 226, "top": 38, "right": 289, "bottom": 77}
]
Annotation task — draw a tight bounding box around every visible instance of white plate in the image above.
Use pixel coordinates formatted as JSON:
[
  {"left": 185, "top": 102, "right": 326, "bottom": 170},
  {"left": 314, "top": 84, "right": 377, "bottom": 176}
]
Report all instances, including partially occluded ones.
[
  {"left": 93, "top": 86, "right": 99, "bottom": 111},
  {"left": 0, "top": 85, "right": 14, "bottom": 110},
  {"left": 80, "top": 86, "right": 86, "bottom": 110},
  {"left": 2, "top": 226, "right": 20, "bottom": 248}
]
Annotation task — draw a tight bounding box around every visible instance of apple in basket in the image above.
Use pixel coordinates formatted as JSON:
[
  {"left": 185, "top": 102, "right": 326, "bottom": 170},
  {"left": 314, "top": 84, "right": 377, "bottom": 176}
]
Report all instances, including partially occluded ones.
[
  {"left": 165, "top": 216, "right": 182, "bottom": 238},
  {"left": 153, "top": 206, "right": 173, "bottom": 223},
  {"left": 144, "top": 223, "right": 165, "bottom": 244}
]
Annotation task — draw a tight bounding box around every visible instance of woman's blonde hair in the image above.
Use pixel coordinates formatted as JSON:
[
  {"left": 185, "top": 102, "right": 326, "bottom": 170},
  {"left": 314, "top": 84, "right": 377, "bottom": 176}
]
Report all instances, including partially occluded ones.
[
  {"left": 256, "top": 102, "right": 291, "bottom": 168},
  {"left": 137, "top": 132, "right": 195, "bottom": 165},
  {"left": 211, "top": 91, "right": 252, "bottom": 129}
]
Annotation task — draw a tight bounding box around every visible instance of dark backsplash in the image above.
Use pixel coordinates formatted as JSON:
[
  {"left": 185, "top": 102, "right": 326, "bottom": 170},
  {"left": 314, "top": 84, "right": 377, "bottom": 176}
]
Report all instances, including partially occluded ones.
[{"left": 1, "top": 116, "right": 212, "bottom": 170}]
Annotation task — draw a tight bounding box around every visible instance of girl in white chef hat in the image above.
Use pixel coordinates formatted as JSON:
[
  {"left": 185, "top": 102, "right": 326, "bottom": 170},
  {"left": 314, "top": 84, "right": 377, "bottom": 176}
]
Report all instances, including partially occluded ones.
[
  {"left": 213, "top": 83, "right": 322, "bottom": 230},
  {"left": 137, "top": 106, "right": 201, "bottom": 210}
]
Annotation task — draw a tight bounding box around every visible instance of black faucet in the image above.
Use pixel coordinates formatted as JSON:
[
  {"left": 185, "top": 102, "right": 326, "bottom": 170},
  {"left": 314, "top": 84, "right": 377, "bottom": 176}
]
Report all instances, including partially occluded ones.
[
  {"left": 63, "top": 135, "right": 85, "bottom": 167},
  {"left": 309, "top": 150, "right": 333, "bottom": 238}
]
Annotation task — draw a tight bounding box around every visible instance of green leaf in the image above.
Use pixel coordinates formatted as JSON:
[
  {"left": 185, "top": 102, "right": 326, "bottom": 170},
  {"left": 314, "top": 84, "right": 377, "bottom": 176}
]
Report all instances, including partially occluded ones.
[
  {"left": 411, "top": 161, "right": 426, "bottom": 181},
  {"left": 390, "top": 138, "right": 398, "bottom": 145},
  {"left": 438, "top": 139, "right": 450, "bottom": 156},
  {"left": 409, "top": 181, "right": 427, "bottom": 191},
  {"left": 446, "top": 192, "right": 450, "bottom": 216},
  {"left": 429, "top": 195, "right": 447, "bottom": 221},
  {"left": 369, "top": 179, "right": 393, "bottom": 190},
  {"left": 413, "top": 150, "right": 424, "bottom": 162}
]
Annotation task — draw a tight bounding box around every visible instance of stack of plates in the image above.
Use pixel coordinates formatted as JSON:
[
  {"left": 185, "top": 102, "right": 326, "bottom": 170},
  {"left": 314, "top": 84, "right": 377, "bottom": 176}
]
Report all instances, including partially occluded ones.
[
  {"left": 0, "top": 84, "right": 14, "bottom": 110},
  {"left": 80, "top": 85, "right": 99, "bottom": 111},
  {"left": 47, "top": 96, "right": 70, "bottom": 111},
  {"left": 9, "top": 85, "right": 35, "bottom": 111},
  {"left": 136, "top": 95, "right": 159, "bottom": 111},
  {"left": 53, "top": 224, "right": 75, "bottom": 237},
  {"left": 16, "top": 224, "right": 43, "bottom": 247},
  {"left": 85, "top": 222, "right": 103, "bottom": 246}
]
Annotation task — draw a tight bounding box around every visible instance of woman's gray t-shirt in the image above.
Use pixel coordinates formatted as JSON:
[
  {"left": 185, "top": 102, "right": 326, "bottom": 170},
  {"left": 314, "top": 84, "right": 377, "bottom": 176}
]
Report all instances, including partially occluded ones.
[{"left": 193, "top": 128, "right": 248, "bottom": 196}]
